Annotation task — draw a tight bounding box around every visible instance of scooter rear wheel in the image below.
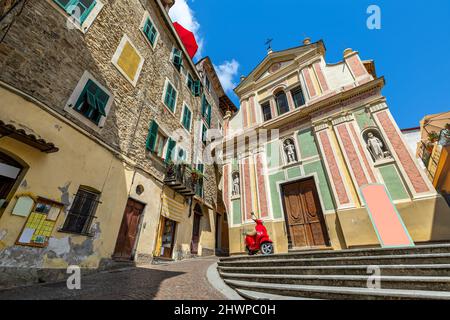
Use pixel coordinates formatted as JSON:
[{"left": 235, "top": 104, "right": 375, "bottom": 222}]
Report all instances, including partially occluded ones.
[{"left": 260, "top": 242, "right": 274, "bottom": 255}]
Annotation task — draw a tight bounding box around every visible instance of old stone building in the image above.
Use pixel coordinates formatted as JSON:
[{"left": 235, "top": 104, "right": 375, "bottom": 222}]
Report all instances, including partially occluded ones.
[
  {"left": 0, "top": 0, "right": 235, "bottom": 287},
  {"left": 222, "top": 39, "right": 450, "bottom": 255}
]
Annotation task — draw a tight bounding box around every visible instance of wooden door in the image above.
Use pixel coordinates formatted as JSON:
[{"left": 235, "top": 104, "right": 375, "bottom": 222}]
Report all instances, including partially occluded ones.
[
  {"left": 282, "top": 178, "right": 328, "bottom": 248},
  {"left": 113, "top": 198, "right": 145, "bottom": 260},
  {"left": 191, "top": 213, "right": 201, "bottom": 254}
]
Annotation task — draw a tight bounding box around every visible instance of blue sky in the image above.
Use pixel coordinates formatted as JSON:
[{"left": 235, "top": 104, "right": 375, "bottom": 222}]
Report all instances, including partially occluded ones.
[{"left": 169, "top": 0, "right": 450, "bottom": 129}]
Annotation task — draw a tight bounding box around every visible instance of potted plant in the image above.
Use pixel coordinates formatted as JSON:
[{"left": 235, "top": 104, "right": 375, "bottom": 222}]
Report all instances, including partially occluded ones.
[
  {"left": 190, "top": 168, "right": 204, "bottom": 184},
  {"left": 428, "top": 131, "right": 439, "bottom": 143}
]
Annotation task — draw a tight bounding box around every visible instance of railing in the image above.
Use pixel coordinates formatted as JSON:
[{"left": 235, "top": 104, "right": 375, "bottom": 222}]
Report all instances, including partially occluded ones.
[{"left": 164, "top": 163, "right": 197, "bottom": 196}]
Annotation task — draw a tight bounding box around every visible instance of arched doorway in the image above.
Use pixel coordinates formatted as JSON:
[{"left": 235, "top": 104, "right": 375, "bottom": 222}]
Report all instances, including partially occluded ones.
[
  {"left": 191, "top": 204, "right": 203, "bottom": 255},
  {"left": 0, "top": 151, "right": 24, "bottom": 209}
]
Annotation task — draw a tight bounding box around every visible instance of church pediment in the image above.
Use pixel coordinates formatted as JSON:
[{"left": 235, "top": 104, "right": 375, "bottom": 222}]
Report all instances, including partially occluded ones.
[{"left": 235, "top": 41, "right": 324, "bottom": 95}]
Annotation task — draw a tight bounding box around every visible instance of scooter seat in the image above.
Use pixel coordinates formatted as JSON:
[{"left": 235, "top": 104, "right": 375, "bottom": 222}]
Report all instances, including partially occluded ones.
[{"left": 246, "top": 231, "right": 257, "bottom": 237}]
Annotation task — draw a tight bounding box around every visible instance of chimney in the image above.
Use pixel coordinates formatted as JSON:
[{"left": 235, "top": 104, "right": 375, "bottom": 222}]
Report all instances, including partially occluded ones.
[
  {"left": 303, "top": 37, "right": 311, "bottom": 45},
  {"left": 161, "top": 0, "right": 175, "bottom": 12}
]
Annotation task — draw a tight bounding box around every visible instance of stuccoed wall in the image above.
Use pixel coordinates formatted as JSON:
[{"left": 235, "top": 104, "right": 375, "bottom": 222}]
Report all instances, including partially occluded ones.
[{"left": 0, "top": 0, "right": 202, "bottom": 181}]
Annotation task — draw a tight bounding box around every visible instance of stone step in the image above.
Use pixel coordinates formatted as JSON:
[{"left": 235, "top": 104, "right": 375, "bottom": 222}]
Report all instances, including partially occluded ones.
[
  {"left": 221, "top": 273, "right": 450, "bottom": 291},
  {"left": 220, "top": 244, "right": 450, "bottom": 262},
  {"left": 235, "top": 289, "right": 317, "bottom": 300},
  {"left": 218, "top": 253, "right": 450, "bottom": 268},
  {"left": 224, "top": 279, "right": 450, "bottom": 300},
  {"left": 218, "top": 264, "right": 450, "bottom": 277}
]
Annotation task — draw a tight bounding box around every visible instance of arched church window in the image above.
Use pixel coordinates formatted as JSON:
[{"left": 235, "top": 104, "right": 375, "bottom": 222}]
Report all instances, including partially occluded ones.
[{"left": 275, "top": 91, "right": 290, "bottom": 116}]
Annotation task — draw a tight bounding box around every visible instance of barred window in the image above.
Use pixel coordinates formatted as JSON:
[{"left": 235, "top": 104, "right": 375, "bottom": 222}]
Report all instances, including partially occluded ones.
[{"left": 61, "top": 187, "right": 100, "bottom": 235}]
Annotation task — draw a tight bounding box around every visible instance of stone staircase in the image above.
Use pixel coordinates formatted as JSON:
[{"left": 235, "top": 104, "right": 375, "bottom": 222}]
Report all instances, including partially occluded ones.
[{"left": 217, "top": 244, "right": 450, "bottom": 300}]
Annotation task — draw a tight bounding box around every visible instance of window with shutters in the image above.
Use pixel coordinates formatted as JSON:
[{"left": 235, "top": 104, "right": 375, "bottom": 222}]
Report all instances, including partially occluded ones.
[
  {"left": 53, "top": 0, "right": 102, "bottom": 31},
  {"left": 146, "top": 120, "right": 169, "bottom": 159},
  {"left": 165, "top": 138, "right": 176, "bottom": 163},
  {"left": 201, "top": 95, "right": 212, "bottom": 128},
  {"left": 261, "top": 101, "right": 272, "bottom": 122},
  {"left": 181, "top": 104, "right": 192, "bottom": 132},
  {"left": 73, "top": 79, "right": 109, "bottom": 125},
  {"left": 171, "top": 47, "right": 183, "bottom": 72},
  {"left": 201, "top": 123, "right": 208, "bottom": 146},
  {"left": 163, "top": 79, "right": 178, "bottom": 113},
  {"left": 195, "top": 163, "right": 204, "bottom": 198},
  {"left": 205, "top": 76, "right": 211, "bottom": 92},
  {"left": 64, "top": 71, "right": 113, "bottom": 129},
  {"left": 291, "top": 86, "right": 305, "bottom": 108},
  {"left": 60, "top": 187, "right": 100, "bottom": 235},
  {"left": 141, "top": 14, "right": 159, "bottom": 48}
]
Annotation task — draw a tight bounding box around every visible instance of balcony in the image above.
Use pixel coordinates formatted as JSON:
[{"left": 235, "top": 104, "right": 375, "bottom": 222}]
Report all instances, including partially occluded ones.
[{"left": 164, "top": 163, "right": 197, "bottom": 196}]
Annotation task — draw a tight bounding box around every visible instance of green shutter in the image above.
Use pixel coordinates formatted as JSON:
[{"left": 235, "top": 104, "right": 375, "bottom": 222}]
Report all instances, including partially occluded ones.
[
  {"left": 54, "top": 0, "right": 96, "bottom": 24},
  {"left": 172, "top": 48, "right": 183, "bottom": 70},
  {"left": 143, "top": 18, "right": 158, "bottom": 45},
  {"left": 164, "top": 83, "right": 176, "bottom": 112},
  {"left": 165, "top": 138, "right": 176, "bottom": 163},
  {"left": 182, "top": 107, "right": 191, "bottom": 131},
  {"left": 193, "top": 80, "right": 202, "bottom": 97},
  {"left": 206, "top": 104, "right": 211, "bottom": 127},
  {"left": 146, "top": 121, "right": 159, "bottom": 152}
]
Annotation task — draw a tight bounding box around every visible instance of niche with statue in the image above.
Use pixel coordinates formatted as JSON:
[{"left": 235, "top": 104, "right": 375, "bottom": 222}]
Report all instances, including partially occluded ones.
[{"left": 362, "top": 128, "right": 392, "bottom": 163}]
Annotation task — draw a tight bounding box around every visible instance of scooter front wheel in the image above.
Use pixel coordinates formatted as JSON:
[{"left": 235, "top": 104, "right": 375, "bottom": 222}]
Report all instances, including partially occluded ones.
[{"left": 260, "top": 242, "right": 274, "bottom": 255}]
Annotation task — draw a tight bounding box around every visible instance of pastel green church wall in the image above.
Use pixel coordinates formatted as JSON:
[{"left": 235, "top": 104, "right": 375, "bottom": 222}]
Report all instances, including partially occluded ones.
[{"left": 378, "top": 164, "right": 409, "bottom": 201}]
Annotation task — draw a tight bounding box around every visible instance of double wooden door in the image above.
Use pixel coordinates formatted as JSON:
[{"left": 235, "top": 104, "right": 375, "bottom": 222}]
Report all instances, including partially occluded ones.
[
  {"left": 113, "top": 198, "right": 145, "bottom": 260},
  {"left": 282, "top": 178, "right": 329, "bottom": 248}
]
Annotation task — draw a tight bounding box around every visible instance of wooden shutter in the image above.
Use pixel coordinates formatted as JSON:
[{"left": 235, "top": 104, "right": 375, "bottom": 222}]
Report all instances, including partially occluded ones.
[
  {"left": 165, "top": 138, "right": 176, "bottom": 163},
  {"left": 172, "top": 48, "right": 182, "bottom": 70},
  {"left": 146, "top": 121, "right": 159, "bottom": 152},
  {"left": 206, "top": 104, "right": 212, "bottom": 127},
  {"left": 193, "top": 80, "right": 201, "bottom": 97}
]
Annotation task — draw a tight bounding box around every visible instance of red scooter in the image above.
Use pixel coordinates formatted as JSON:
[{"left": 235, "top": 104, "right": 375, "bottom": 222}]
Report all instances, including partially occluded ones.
[{"left": 245, "top": 213, "right": 274, "bottom": 255}]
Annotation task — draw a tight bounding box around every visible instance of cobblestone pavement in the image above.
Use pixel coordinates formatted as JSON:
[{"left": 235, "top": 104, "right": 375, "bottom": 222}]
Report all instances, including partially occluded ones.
[{"left": 0, "top": 257, "right": 226, "bottom": 300}]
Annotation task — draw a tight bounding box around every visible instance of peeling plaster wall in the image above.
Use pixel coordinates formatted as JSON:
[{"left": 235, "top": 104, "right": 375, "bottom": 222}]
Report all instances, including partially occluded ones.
[{"left": 0, "top": 87, "right": 132, "bottom": 286}]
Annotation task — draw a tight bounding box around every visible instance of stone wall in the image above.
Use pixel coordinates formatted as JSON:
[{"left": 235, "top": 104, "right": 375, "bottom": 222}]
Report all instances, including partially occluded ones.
[{"left": 0, "top": 0, "right": 202, "bottom": 181}]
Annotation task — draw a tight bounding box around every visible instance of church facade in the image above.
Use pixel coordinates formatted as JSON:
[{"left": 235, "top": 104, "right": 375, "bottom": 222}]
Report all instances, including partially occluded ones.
[{"left": 221, "top": 39, "right": 450, "bottom": 254}]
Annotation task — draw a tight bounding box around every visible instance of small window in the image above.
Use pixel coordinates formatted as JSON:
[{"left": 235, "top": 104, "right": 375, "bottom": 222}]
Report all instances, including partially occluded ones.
[
  {"left": 196, "top": 163, "right": 204, "bottom": 197},
  {"left": 61, "top": 187, "right": 100, "bottom": 235},
  {"left": 181, "top": 104, "right": 192, "bottom": 131},
  {"left": 163, "top": 80, "right": 177, "bottom": 112},
  {"left": 291, "top": 86, "right": 305, "bottom": 108},
  {"left": 275, "top": 91, "right": 290, "bottom": 116},
  {"left": 261, "top": 102, "right": 272, "bottom": 122},
  {"left": 201, "top": 95, "right": 212, "bottom": 127},
  {"left": 202, "top": 124, "right": 208, "bottom": 145},
  {"left": 172, "top": 47, "right": 183, "bottom": 72},
  {"left": 73, "top": 79, "right": 109, "bottom": 125},
  {"left": 142, "top": 17, "right": 158, "bottom": 47},
  {"left": 146, "top": 120, "right": 168, "bottom": 159},
  {"left": 186, "top": 73, "right": 194, "bottom": 93},
  {"left": 54, "top": 0, "right": 97, "bottom": 24},
  {"left": 193, "top": 80, "right": 202, "bottom": 97},
  {"left": 177, "top": 147, "right": 187, "bottom": 162},
  {"left": 205, "top": 76, "right": 211, "bottom": 91}
]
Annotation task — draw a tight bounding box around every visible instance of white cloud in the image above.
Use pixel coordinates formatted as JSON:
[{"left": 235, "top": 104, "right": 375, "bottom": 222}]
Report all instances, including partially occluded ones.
[
  {"left": 214, "top": 59, "right": 240, "bottom": 93},
  {"left": 169, "top": 0, "right": 203, "bottom": 59}
]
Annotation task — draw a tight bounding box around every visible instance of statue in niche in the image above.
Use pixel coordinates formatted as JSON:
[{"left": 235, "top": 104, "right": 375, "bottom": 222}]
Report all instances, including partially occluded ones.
[
  {"left": 365, "top": 131, "right": 391, "bottom": 162},
  {"left": 284, "top": 139, "right": 297, "bottom": 164},
  {"left": 232, "top": 172, "right": 240, "bottom": 196}
]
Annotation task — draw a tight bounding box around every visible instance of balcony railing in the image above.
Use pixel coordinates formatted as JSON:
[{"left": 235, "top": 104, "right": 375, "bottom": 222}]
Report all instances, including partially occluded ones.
[{"left": 164, "top": 163, "right": 197, "bottom": 196}]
